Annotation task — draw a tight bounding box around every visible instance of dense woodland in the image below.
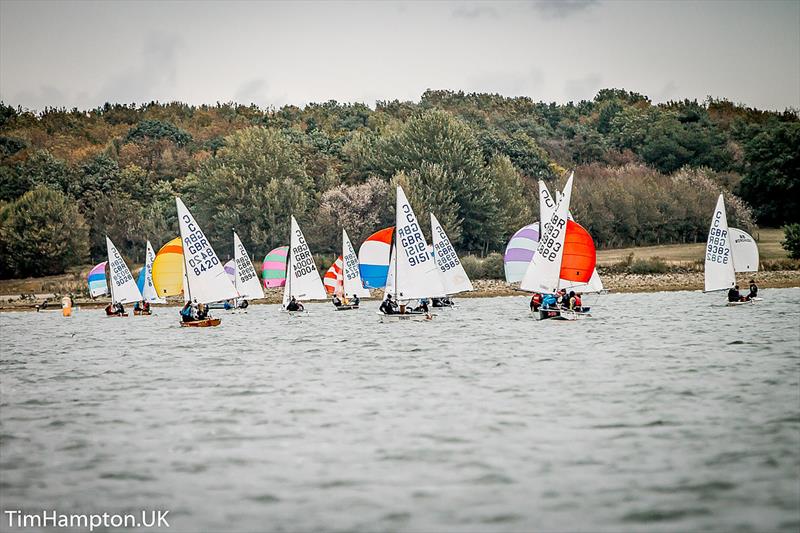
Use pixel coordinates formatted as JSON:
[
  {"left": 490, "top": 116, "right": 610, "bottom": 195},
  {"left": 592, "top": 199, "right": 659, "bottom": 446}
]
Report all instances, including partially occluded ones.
[{"left": 0, "top": 89, "right": 797, "bottom": 278}]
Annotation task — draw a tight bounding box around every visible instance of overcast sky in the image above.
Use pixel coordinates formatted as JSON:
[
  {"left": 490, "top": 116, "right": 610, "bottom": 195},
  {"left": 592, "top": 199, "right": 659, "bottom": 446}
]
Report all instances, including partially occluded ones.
[{"left": 1, "top": 0, "right": 798, "bottom": 111}]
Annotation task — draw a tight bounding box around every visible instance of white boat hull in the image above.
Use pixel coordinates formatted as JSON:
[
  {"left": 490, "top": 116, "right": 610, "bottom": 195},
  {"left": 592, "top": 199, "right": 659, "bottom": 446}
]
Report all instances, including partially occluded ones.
[{"left": 376, "top": 311, "right": 433, "bottom": 322}]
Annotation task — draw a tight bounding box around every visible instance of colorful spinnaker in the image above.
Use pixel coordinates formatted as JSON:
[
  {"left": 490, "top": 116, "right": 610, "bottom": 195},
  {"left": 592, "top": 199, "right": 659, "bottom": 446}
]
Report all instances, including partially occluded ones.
[
  {"left": 504, "top": 223, "right": 541, "bottom": 283},
  {"left": 559, "top": 220, "right": 596, "bottom": 283},
  {"left": 137, "top": 240, "right": 167, "bottom": 303},
  {"left": 224, "top": 260, "right": 236, "bottom": 284},
  {"left": 358, "top": 226, "right": 393, "bottom": 289},
  {"left": 152, "top": 237, "right": 186, "bottom": 300},
  {"left": 262, "top": 246, "right": 289, "bottom": 288},
  {"left": 88, "top": 261, "right": 109, "bottom": 297},
  {"left": 324, "top": 256, "right": 344, "bottom": 295}
]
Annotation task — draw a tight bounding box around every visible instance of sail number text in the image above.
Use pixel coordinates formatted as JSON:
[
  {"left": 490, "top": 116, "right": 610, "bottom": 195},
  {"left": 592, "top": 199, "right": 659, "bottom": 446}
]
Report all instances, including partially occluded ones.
[
  {"left": 182, "top": 215, "right": 219, "bottom": 275},
  {"left": 536, "top": 214, "right": 566, "bottom": 261},
  {"left": 109, "top": 247, "right": 132, "bottom": 287},
  {"left": 433, "top": 226, "right": 460, "bottom": 271},
  {"left": 706, "top": 212, "right": 729, "bottom": 264},
  {"left": 398, "top": 205, "right": 429, "bottom": 267},
  {"left": 235, "top": 243, "right": 257, "bottom": 283},
  {"left": 292, "top": 229, "right": 316, "bottom": 277}
]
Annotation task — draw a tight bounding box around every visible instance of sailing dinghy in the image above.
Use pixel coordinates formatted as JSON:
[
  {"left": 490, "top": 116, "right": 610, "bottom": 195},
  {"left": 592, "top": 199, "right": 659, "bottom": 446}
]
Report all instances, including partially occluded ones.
[
  {"left": 325, "top": 229, "right": 372, "bottom": 310},
  {"left": 176, "top": 198, "right": 238, "bottom": 326},
  {"left": 283, "top": 216, "right": 327, "bottom": 315},
  {"left": 134, "top": 240, "right": 166, "bottom": 314},
  {"left": 704, "top": 193, "right": 760, "bottom": 305},
  {"left": 430, "top": 213, "right": 473, "bottom": 307},
  {"left": 519, "top": 173, "right": 597, "bottom": 320},
  {"left": 105, "top": 236, "right": 144, "bottom": 317},
  {"left": 378, "top": 186, "right": 445, "bottom": 322}
]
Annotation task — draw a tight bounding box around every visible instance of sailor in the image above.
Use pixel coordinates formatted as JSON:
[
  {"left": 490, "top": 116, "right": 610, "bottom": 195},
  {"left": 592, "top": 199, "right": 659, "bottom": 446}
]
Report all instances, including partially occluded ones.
[
  {"left": 432, "top": 297, "right": 443, "bottom": 307},
  {"left": 351, "top": 294, "right": 360, "bottom": 307},
  {"left": 530, "top": 293, "right": 542, "bottom": 312},
  {"left": 728, "top": 285, "right": 744, "bottom": 302},
  {"left": 748, "top": 279, "right": 758, "bottom": 299},
  {"left": 568, "top": 291, "right": 580, "bottom": 311},
  {"left": 180, "top": 301, "right": 194, "bottom": 322},
  {"left": 142, "top": 301, "right": 150, "bottom": 314},
  {"left": 286, "top": 296, "right": 303, "bottom": 312},
  {"left": 114, "top": 302, "right": 125, "bottom": 315},
  {"left": 379, "top": 294, "right": 397, "bottom": 315},
  {"left": 417, "top": 298, "right": 430, "bottom": 313},
  {"left": 197, "top": 302, "right": 209, "bottom": 319},
  {"left": 559, "top": 289, "right": 569, "bottom": 308},
  {"left": 541, "top": 293, "right": 558, "bottom": 309},
  {"left": 332, "top": 294, "right": 342, "bottom": 307}
]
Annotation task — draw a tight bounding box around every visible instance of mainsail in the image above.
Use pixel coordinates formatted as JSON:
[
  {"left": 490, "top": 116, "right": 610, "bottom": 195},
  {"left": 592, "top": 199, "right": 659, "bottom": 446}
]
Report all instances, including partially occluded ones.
[
  {"left": 520, "top": 173, "right": 575, "bottom": 294},
  {"left": 284, "top": 216, "right": 327, "bottom": 302},
  {"left": 106, "top": 236, "right": 143, "bottom": 305},
  {"left": 704, "top": 194, "right": 736, "bottom": 292},
  {"left": 176, "top": 198, "right": 238, "bottom": 304},
  {"left": 430, "top": 213, "right": 473, "bottom": 295},
  {"left": 233, "top": 232, "right": 264, "bottom": 300},
  {"left": 395, "top": 186, "right": 445, "bottom": 300},
  {"left": 343, "top": 229, "right": 371, "bottom": 298},
  {"left": 137, "top": 240, "right": 166, "bottom": 303}
]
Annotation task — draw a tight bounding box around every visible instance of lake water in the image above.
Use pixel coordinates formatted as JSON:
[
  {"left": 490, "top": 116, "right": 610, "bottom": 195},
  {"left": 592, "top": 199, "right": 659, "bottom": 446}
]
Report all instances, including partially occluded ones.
[{"left": 1, "top": 289, "right": 799, "bottom": 532}]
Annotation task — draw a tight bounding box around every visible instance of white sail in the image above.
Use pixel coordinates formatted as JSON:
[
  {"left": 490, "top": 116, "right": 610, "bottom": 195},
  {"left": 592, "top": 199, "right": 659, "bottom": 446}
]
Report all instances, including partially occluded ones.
[
  {"left": 729, "top": 228, "right": 759, "bottom": 273},
  {"left": 395, "top": 186, "right": 446, "bottom": 300},
  {"left": 286, "top": 216, "right": 327, "bottom": 300},
  {"left": 383, "top": 245, "right": 397, "bottom": 300},
  {"left": 142, "top": 240, "right": 166, "bottom": 303},
  {"left": 282, "top": 252, "right": 292, "bottom": 307},
  {"left": 559, "top": 268, "right": 604, "bottom": 294},
  {"left": 539, "top": 180, "right": 556, "bottom": 235},
  {"left": 431, "top": 213, "right": 473, "bottom": 295},
  {"left": 342, "top": 229, "right": 371, "bottom": 298},
  {"left": 704, "top": 194, "right": 736, "bottom": 292},
  {"left": 233, "top": 232, "right": 264, "bottom": 300},
  {"left": 106, "top": 236, "right": 143, "bottom": 305},
  {"left": 176, "top": 197, "right": 238, "bottom": 304},
  {"left": 520, "top": 172, "right": 574, "bottom": 294}
]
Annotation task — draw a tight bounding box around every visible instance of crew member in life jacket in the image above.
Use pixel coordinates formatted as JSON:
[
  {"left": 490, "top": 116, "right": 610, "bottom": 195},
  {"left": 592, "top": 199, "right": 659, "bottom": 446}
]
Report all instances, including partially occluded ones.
[
  {"left": 748, "top": 279, "right": 758, "bottom": 299},
  {"left": 332, "top": 294, "right": 342, "bottom": 307},
  {"left": 351, "top": 294, "right": 360, "bottom": 307},
  {"left": 180, "top": 301, "right": 194, "bottom": 322},
  {"left": 569, "top": 291, "right": 583, "bottom": 312},
  {"left": 530, "top": 293, "right": 542, "bottom": 312},
  {"left": 541, "top": 293, "right": 558, "bottom": 309},
  {"left": 558, "top": 289, "right": 570, "bottom": 308}
]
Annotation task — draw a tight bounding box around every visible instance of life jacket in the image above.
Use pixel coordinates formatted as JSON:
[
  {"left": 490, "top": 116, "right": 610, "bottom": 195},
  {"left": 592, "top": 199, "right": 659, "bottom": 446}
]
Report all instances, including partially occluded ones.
[
  {"left": 532, "top": 293, "right": 542, "bottom": 304},
  {"left": 574, "top": 295, "right": 582, "bottom": 307}
]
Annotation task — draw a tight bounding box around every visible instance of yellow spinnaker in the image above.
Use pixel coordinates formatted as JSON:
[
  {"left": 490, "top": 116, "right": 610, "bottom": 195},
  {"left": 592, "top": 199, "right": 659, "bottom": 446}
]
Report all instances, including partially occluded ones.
[{"left": 152, "top": 237, "right": 184, "bottom": 298}]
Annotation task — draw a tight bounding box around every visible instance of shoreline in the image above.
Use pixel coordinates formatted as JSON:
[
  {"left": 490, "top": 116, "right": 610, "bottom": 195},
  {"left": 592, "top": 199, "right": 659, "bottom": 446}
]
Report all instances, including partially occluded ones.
[{"left": 2, "top": 270, "right": 798, "bottom": 312}]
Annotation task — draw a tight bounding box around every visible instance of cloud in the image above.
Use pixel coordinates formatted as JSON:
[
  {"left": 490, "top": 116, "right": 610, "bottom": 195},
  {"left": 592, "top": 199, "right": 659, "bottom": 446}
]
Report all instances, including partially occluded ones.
[
  {"left": 452, "top": 6, "right": 498, "bottom": 19},
  {"left": 467, "top": 67, "right": 545, "bottom": 97},
  {"left": 564, "top": 73, "right": 603, "bottom": 101},
  {"left": 531, "top": 0, "right": 599, "bottom": 19},
  {"left": 95, "top": 32, "right": 183, "bottom": 105}
]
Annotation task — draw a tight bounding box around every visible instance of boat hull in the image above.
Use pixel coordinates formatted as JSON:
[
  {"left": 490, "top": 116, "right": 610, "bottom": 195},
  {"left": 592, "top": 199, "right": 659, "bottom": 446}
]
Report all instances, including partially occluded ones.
[
  {"left": 726, "top": 299, "right": 756, "bottom": 306},
  {"left": 377, "top": 311, "right": 433, "bottom": 322},
  {"left": 334, "top": 305, "right": 359, "bottom": 311},
  {"left": 537, "top": 308, "right": 591, "bottom": 321},
  {"left": 180, "top": 318, "right": 221, "bottom": 327},
  {"left": 133, "top": 310, "right": 152, "bottom": 316}
]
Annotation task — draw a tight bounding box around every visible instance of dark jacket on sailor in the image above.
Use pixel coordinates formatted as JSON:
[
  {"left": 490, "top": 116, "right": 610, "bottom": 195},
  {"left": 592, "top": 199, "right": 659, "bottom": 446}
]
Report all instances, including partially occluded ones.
[
  {"left": 727, "top": 288, "right": 740, "bottom": 302},
  {"left": 748, "top": 283, "right": 758, "bottom": 298}
]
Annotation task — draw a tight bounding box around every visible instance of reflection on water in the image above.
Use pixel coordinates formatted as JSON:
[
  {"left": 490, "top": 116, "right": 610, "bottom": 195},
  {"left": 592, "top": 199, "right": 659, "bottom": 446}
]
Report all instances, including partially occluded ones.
[{"left": 1, "top": 289, "right": 799, "bottom": 532}]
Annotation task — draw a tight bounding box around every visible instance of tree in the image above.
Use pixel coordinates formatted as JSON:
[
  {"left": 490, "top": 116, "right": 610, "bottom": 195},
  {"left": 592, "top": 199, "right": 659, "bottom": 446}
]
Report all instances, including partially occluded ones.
[
  {"left": 781, "top": 223, "right": 800, "bottom": 259},
  {"left": 182, "top": 126, "right": 315, "bottom": 256},
  {"left": 737, "top": 122, "right": 800, "bottom": 225},
  {"left": 0, "top": 186, "right": 89, "bottom": 277}
]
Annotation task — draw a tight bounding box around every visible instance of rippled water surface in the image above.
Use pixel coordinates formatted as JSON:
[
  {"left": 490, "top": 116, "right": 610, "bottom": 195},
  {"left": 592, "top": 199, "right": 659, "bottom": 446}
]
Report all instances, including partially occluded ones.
[{"left": 2, "top": 289, "right": 799, "bottom": 532}]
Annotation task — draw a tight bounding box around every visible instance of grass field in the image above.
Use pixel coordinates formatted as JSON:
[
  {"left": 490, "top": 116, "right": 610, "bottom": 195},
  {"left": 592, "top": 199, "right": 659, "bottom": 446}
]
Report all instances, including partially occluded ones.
[{"left": 596, "top": 228, "right": 789, "bottom": 266}]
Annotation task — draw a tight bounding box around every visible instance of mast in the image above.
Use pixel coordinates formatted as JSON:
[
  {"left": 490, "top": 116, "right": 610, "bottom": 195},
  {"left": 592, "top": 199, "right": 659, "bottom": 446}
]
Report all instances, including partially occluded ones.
[
  {"left": 106, "top": 237, "right": 116, "bottom": 305},
  {"left": 179, "top": 222, "right": 193, "bottom": 303}
]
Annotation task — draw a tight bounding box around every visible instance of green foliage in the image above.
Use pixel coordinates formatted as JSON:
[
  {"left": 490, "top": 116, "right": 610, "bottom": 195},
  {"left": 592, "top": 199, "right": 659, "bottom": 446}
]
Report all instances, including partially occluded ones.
[
  {"left": 0, "top": 186, "right": 89, "bottom": 277},
  {"left": 182, "top": 126, "right": 315, "bottom": 255},
  {"left": 628, "top": 257, "right": 670, "bottom": 274},
  {"left": 459, "top": 253, "right": 504, "bottom": 280},
  {"left": 781, "top": 223, "right": 800, "bottom": 259},
  {"left": 737, "top": 122, "right": 799, "bottom": 225},
  {"left": 124, "top": 119, "right": 192, "bottom": 147}
]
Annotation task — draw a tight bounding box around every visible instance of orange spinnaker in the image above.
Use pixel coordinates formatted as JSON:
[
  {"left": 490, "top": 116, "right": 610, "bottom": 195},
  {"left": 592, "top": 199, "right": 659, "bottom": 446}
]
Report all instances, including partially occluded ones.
[{"left": 559, "top": 220, "right": 596, "bottom": 283}]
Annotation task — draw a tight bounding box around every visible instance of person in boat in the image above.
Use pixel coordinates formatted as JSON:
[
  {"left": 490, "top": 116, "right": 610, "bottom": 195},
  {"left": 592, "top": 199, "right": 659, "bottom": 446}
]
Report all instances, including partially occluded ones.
[
  {"left": 332, "top": 294, "right": 342, "bottom": 307},
  {"left": 380, "top": 294, "right": 398, "bottom": 315},
  {"left": 239, "top": 299, "right": 249, "bottom": 309},
  {"left": 558, "top": 289, "right": 570, "bottom": 308},
  {"left": 351, "top": 294, "right": 360, "bottom": 307},
  {"left": 748, "top": 279, "right": 758, "bottom": 299},
  {"left": 541, "top": 293, "right": 558, "bottom": 310},
  {"left": 223, "top": 299, "right": 234, "bottom": 311},
  {"left": 568, "top": 291, "right": 583, "bottom": 312},
  {"left": 416, "top": 298, "right": 430, "bottom": 313},
  {"left": 180, "top": 301, "right": 195, "bottom": 322},
  {"left": 286, "top": 296, "right": 304, "bottom": 312},
  {"left": 197, "top": 302, "right": 209, "bottom": 320},
  {"left": 530, "top": 293, "right": 542, "bottom": 312},
  {"left": 432, "top": 297, "right": 442, "bottom": 308},
  {"left": 727, "top": 285, "right": 748, "bottom": 302}
]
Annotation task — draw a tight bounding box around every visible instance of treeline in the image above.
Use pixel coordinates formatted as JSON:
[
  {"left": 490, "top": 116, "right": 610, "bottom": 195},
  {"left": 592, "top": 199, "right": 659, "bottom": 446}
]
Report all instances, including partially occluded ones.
[{"left": 0, "top": 89, "right": 797, "bottom": 278}]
